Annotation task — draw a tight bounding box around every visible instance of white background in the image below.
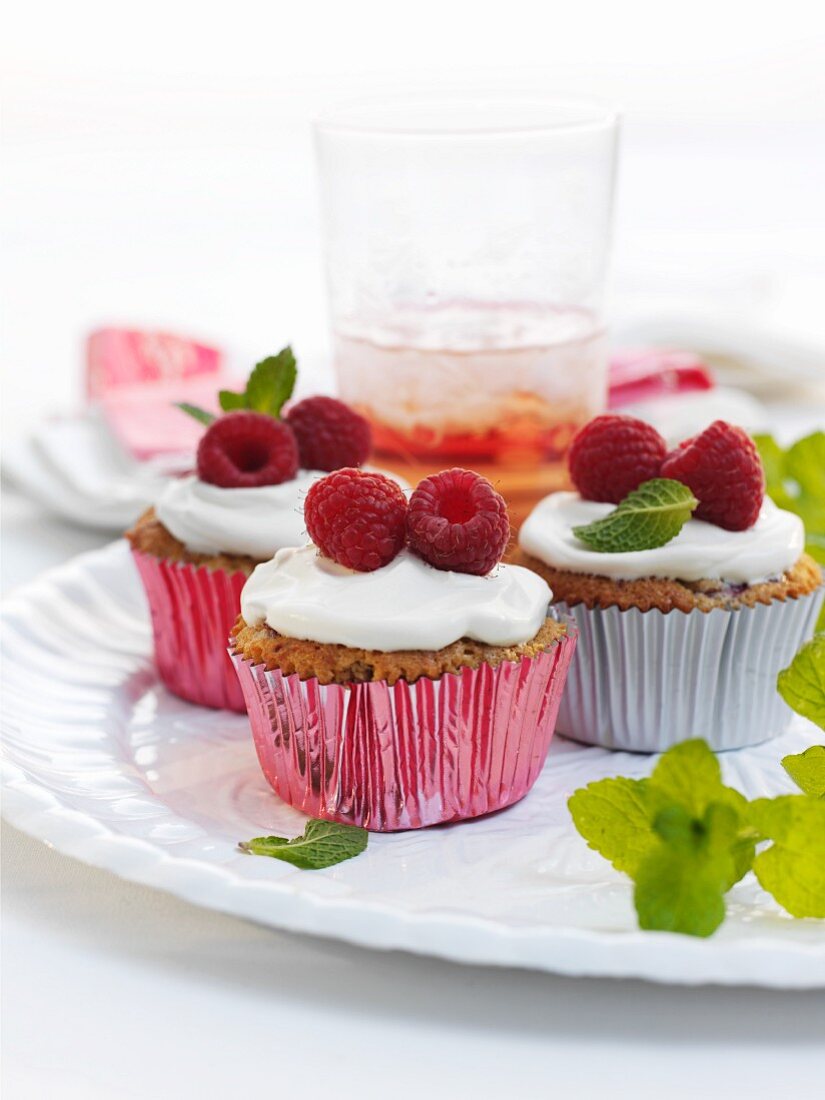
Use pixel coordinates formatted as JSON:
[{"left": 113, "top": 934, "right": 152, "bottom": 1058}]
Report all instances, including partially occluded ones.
[
  {"left": 3, "top": 2, "right": 825, "bottom": 1097},
  {"left": 4, "top": 0, "right": 825, "bottom": 431}
]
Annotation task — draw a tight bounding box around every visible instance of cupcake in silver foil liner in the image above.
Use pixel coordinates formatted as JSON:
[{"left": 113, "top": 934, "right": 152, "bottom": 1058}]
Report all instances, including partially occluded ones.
[{"left": 551, "top": 587, "right": 824, "bottom": 752}]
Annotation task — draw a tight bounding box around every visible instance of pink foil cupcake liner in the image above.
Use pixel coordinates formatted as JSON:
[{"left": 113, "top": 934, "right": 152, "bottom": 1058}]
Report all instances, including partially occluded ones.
[
  {"left": 132, "top": 549, "right": 248, "bottom": 712},
  {"left": 230, "top": 630, "right": 577, "bottom": 831}
]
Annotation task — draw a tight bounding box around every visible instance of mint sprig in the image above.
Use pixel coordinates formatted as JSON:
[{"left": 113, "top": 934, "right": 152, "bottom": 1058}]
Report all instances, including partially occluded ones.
[
  {"left": 176, "top": 346, "right": 297, "bottom": 427},
  {"left": 568, "top": 737, "right": 825, "bottom": 937},
  {"left": 239, "top": 817, "right": 368, "bottom": 869},
  {"left": 220, "top": 347, "right": 297, "bottom": 417},
  {"left": 572, "top": 478, "right": 698, "bottom": 553},
  {"left": 777, "top": 635, "right": 825, "bottom": 732}
]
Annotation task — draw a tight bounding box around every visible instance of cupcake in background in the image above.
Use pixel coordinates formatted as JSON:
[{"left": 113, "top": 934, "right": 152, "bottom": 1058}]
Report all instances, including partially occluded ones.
[
  {"left": 230, "top": 467, "right": 576, "bottom": 831},
  {"left": 127, "top": 347, "right": 373, "bottom": 711},
  {"left": 517, "top": 415, "right": 823, "bottom": 752}
]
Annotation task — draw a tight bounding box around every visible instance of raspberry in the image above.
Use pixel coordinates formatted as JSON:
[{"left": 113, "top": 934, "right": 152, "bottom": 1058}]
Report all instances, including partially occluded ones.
[
  {"left": 406, "top": 468, "right": 510, "bottom": 575},
  {"left": 286, "top": 396, "right": 372, "bottom": 472},
  {"left": 660, "top": 420, "right": 764, "bottom": 530},
  {"left": 304, "top": 468, "right": 407, "bottom": 572},
  {"left": 568, "top": 415, "right": 667, "bottom": 503},
  {"left": 196, "top": 411, "right": 299, "bottom": 488}
]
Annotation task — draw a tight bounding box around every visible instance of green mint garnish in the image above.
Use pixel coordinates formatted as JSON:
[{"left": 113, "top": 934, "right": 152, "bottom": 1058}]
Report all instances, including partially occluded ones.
[
  {"left": 754, "top": 431, "right": 825, "bottom": 568},
  {"left": 175, "top": 401, "right": 215, "bottom": 426},
  {"left": 777, "top": 634, "right": 825, "bottom": 732},
  {"left": 782, "top": 745, "right": 825, "bottom": 798},
  {"left": 175, "top": 346, "right": 298, "bottom": 426},
  {"left": 239, "top": 818, "right": 367, "bottom": 869},
  {"left": 635, "top": 801, "right": 740, "bottom": 938},
  {"left": 749, "top": 796, "right": 825, "bottom": 918},
  {"left": 572, "top": 478, "right": 698, "bottom": 553},
  {"left": 570, "top": 735, "right": 825, "bottom": 935},
  {"left": 219, "top": 346, "right": 297, "bottom": 418},
  {"left": 562, "top": 738, "right": 825, "bottom": 939}
]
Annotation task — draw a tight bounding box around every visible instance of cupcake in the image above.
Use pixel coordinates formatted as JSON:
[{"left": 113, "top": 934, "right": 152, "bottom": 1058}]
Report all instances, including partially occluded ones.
[
  {"left": 230, "top": 467, "right": 576, "bottom": 831},
  {"left": 127, "top": 348, "right": 374, "bottom": 711},
  {"left": 517, "top": 416, "right": 823, "bottom": 752}
]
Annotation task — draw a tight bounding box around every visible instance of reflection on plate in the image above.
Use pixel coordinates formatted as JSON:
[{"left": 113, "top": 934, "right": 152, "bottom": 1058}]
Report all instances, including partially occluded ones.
[{"left": 1, "top": 541, "right": 823, "bottom": 988}]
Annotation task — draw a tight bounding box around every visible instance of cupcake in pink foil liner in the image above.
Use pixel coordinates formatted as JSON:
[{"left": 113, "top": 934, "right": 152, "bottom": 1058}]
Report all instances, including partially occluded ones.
[
  {"left": 132, "top": 550, "right": 248, "bottom": 711},
  {"left": 125, "top": 347, "right": 388, "bottom": 711},
  {"left": 230, "top": 630, "right": 576, "bottom": 832}
]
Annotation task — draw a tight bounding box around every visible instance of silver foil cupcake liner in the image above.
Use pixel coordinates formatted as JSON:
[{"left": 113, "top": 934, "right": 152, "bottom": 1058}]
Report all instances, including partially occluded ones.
[{"left": 553, "top": 587, "right": 824, "bottom": 752}]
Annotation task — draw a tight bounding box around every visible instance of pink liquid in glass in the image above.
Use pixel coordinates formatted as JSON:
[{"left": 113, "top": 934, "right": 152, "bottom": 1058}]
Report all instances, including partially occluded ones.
[{"left": 334, "top": 302, "right": 607, "bottom": 530}]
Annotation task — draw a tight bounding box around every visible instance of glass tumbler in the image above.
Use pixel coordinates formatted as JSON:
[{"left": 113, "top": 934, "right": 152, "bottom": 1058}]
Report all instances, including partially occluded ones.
[{"left": 314, "top": 93, "right": 619, "bottom": 528}]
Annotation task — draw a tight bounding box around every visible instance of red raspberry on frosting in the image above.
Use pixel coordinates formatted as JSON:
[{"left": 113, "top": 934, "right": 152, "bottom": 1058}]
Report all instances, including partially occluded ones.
[
  {"left": 568, "top": 415, "right": 667, "bottom": 504},
  {"left": 286, "top": 396, "right": 372, "bottom": 472},
  {"left": 660, "top": 420, "right": 764, "bottom": 530},
  {"left": 406, "top": 468, "right": 510, "bottom": 576},
  {"left": 197, "top": 410, "right": 299, "bottom": 488},
  {"left": 304, "top": 468, "right": 407, "bottom": 572}
]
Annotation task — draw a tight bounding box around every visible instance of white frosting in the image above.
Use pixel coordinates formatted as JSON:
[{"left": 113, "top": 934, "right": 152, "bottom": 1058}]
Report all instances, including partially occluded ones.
[
  {"left": 241, "top": 545, "right": 552, "bottom": 651},
  {"left": 156, "top": 472, "right": 321, "bottom": 559},
  {"left": 519, "top": 492, "right": 804, "bottom": 584}
]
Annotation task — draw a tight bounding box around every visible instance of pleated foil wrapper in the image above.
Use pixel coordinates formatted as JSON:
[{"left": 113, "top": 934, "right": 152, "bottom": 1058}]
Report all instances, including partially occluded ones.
[
  {"left": 553, "top": 586, "right": 824, "bottom": 752},
  {"left": 132, "top": 549, "right": 249, "bottom": 712},
  {"left": 230, "top": 630, "right": 577, "bottom": 832}
]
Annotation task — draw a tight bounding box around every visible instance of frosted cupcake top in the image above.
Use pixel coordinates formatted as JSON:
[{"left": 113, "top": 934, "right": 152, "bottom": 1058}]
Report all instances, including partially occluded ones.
[
  {"left": 519, "top": 492, "right": 804, "bottom": 584},
  {"left": 162, "top": 347, "right": 376, "bottom": 559},
  {"left": 241, "top": 545, "right": 552, "bottom": 651},
  {"left": 156, "top": 471, "right": 320, "bottom": 559}
]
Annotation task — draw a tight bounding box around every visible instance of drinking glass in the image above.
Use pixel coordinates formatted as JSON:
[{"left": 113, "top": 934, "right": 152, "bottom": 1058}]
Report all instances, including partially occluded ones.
[{"left": 314, "top": 92, "right": 619, "bottom": 527}]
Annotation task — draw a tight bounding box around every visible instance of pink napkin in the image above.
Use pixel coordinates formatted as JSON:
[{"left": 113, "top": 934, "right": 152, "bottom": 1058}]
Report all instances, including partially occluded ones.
[
  {"left": 608, "top": 348, "right": 713, "bottom": 407},
  {"left": 87, "top": 328, "right": 225, "bottom": 459}
]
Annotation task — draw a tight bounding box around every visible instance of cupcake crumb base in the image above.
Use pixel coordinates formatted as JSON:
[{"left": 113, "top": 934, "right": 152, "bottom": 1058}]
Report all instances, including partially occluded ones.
[
  {"left": 231, "top": 617, "right": 566, "bottom": 685},
  {"left": 513, "top": 551, "right": 822, "bottom": 613}
]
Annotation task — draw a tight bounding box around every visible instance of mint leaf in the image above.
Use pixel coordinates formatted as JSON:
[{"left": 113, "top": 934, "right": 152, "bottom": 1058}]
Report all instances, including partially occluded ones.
[
  {"left": 749, "top": 796, "right": 825, "bottom": 918},
  {"left": 786, "top": 431, "right": 825, "bottom": 506},
  {"left": 218, "top": 347, "right": 298, "bottom": 417},
  {"left": 568, "top": 776, "right": 657, "bottom": 876},
  {"left": 647, "top": 739, "right": 723, "bottom": 817},
  {"left": 175, "top": 402, "right": 215, "bottom": 426},
  {"left": 777, "top": 635, "right": 825, "bottom": 731},
  {"left": 572, "top": 478, "right": 698, "bottom": 553},
  {"left": 245, "top": 348, "right": 297, "bottom": 417},
  {"left": 218, "top": 389, "right": 247, "bottom": 412},
  {"left": 568, "top": 740, "right": 757, "bottom": 938},
  {"left": 755, "top": 431, "right": 825, "bottom": 566},
  {"left": 239, "top": 818, "right": 367, "bottom": 869},
  {"left": 634, "top": 802, "right": 739, "bottom": 938},
  {"left": 752, "top": 433, "right": 795, "bottom": 511},
  {"left": 782, "top": 745, "right": 825, "bottom": 798}
]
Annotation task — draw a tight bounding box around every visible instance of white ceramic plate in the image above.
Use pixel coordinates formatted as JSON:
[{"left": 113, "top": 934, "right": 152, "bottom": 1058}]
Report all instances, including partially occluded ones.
[{"left": 2, "top": 542, "right": 823, "bottom": 988}]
